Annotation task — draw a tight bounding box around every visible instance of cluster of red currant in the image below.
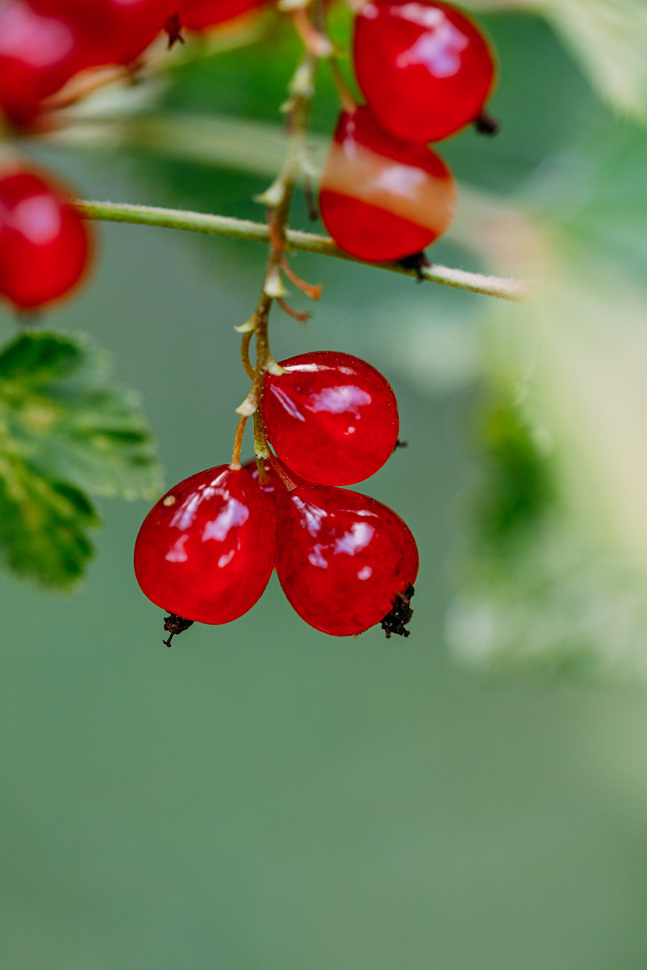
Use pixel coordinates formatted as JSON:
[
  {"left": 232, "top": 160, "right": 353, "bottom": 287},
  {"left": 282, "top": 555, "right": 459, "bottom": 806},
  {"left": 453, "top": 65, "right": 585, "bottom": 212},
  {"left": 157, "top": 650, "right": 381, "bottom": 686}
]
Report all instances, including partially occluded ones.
[
  {"left": 0, "top": 0, "right": 259, "bottom": 311},
  {"left": 319, "top": 0, "right": 496, "bottom": 265},
  {"left": 134, "top": 351, "right": 419, "bottom": 642},
  {"left": 0, "top": 0, "right": 500, "bottom": 643}
]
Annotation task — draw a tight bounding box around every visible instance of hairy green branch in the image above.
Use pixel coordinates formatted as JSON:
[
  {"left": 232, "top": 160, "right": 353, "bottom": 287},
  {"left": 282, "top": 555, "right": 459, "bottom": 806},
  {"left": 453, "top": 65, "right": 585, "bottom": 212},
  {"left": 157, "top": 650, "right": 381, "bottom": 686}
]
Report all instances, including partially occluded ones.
[{"left": 74, "top": 199, "right": 531, "bottom": 301}]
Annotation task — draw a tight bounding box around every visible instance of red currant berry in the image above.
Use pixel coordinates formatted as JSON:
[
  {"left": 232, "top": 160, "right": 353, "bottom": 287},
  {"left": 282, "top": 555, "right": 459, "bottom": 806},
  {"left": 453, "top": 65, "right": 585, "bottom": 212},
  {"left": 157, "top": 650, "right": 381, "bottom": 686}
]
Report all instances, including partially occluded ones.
[
  {"left": 0, "top": 0, "right": 82, "bottom": 126},
  {"left": 241, "top": 456, "right": 295, "bottom": 509},
  {"left": 318, "top": 106, "right": 455, "bottom": 263},
  {"left": 134, "top": 465, "right": 276, "bottom": 625},
  {"left": 92, "top": 0, "right": 177, "bottom": 65},
  {"left": 353, "top": 0, "right": 495, "bottom": 143},
  {"left": 34, "top": 0, "right": 175, "bottom": 68},
  {"left": 0, "top": 166, "right": 94, "bottom": 309},
  {"left": 275, "top": 483, "right": 419, "bottom": 637},
  {"left": 261, "top": 351, "right": 399, "bottom": 487},
  {"left": 176, "top": 0, "right": 271, "bottom": 32}
]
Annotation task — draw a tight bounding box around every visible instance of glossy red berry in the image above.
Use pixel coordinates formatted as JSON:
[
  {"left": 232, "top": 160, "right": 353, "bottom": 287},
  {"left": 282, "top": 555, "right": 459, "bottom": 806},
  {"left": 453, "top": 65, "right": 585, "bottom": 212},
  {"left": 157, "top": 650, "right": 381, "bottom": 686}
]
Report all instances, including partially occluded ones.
[
  {"left": 242, "top": 456, "right": 294, "bottom": 509},
  {"left": 353, "top": 0, "right": 495, "bottom": 143},
  {"left": 261, "top": 351, "right": 399, "bottom": 487},
  {"left": 0, "top": 167, "right": 94, "bottom": 309},
  {"left": 319, "top": 106, "right": 455, "bottom": 263},
  {"left": 134, "top": 464, "right": 276, "bottom": 625},
  {"left": 0, "top": 0, "right": 82, "bottom": 125},
  {"left": 275, "top": 483, "right": 419, "bottom": 637},
  {"left": 176, "top": 0, "right": 271, "bottom": 31}
]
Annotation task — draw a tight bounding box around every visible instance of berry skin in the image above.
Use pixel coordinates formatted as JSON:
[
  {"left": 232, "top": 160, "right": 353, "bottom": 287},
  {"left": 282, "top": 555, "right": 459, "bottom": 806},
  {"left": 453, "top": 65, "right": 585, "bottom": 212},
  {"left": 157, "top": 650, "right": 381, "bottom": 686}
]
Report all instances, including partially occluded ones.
[
  {"left": 275, "top": 483, "right": 419, "bottom": 637},
  {"left": 242, "top": 457, "right": 297, "bottom": 509},
  {"left": 176, "top": 0, "right": 271, "bottom": 31},
  {"left": 86, "top": 0, "right": 177, "bottom": 65},
  {"left": 34, "top": 0, "right": 176, "bottom": 67},
  {"left": 0, "top": 167, "right": 94, "bottom": 309},
  {"left": 319, "top": 106, "right": 455, "bottom": 263},
  {"left": 353, "top": 0, "right": 495, "bottom": 143},
  {"left": 0, "top": 0, "right": 82, "bottom": 126},
  {"left": 134, "top": 465, "right": 276, "bottom": 625},
  {"left": 261, "top": 350, "right": 399, "bottom": 487}
]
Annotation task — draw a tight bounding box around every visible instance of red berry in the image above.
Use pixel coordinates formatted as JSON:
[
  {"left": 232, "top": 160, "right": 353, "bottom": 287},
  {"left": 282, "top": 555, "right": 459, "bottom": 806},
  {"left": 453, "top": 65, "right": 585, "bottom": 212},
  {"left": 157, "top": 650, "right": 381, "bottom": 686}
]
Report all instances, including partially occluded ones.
[
  {"left": 353, "top": 0, "right": 495, "bottom": 143},
  {"left": 0, "top": 0, "right": 82, "bottom": 125},
  {"left": 176, "top": 0, "right": 271, "bottom": 31},
  {"left": 319, "top": 106, "right": 455, "bottom": 263},
  {"left": 261, "top": 351, "right": 399, "bottom": 487},
  {"left": 92, "top": 0, "right": 177, "bottom": 65},
  {"left": 243, "top": 458, "right": 301, "bottom": 504},
  {"left": 275, "top": 483, "right": 419, "bottom": 637},
  {"left": 134, "top": 465, "right": 276, "bottom": 625},
  {"left": 0, "top": 166, "right": 94, "bottom": 309},
  {"left": 34, "top": 0, "right": 175, "bottom": 67}
]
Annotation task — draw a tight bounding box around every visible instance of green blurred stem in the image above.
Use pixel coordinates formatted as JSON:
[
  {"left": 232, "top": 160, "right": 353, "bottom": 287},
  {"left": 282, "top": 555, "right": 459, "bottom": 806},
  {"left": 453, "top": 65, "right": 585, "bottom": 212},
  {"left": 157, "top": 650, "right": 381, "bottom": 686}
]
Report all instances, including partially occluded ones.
[{"left": 74, "top": 199, "right": 531, "bottom": 301}]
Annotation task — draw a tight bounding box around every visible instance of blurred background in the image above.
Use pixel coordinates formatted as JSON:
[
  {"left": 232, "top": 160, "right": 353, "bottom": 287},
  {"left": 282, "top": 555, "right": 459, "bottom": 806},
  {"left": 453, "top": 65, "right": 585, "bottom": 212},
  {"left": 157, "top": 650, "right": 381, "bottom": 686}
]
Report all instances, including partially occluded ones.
[{"left": 3, "top": 2, "right": 647, "bottom": 967}]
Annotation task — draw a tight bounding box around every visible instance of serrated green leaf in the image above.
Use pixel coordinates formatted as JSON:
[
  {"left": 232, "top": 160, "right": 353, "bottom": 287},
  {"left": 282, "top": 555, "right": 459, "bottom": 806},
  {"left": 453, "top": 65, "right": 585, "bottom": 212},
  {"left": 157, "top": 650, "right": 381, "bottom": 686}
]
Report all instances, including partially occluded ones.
[
  {"left": 0, "top": 450, "right": 98, "bottom": 588},
  {"left": 0, "top": 332, "right": 162, "bottom": 501}
]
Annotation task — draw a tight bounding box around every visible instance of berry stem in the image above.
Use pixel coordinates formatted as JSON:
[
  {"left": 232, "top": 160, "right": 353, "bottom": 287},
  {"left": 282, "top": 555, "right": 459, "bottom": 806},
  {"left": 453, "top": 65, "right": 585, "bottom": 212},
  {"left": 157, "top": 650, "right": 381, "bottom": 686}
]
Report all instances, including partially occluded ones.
[
  {"left": 74, "top": 200, "right": 531, "bottom": 301},
  {"left": 230, "top": 414, "right": 248, "bottom": 469},
  {"left": 237, "top": 11, "right": 326, "bottom": 460},
  {"left": 327, "top": 58, "right": 356, "bottom": 114},
  {"left": 240, "top": 329, "right": 256, "bottom": 380}
]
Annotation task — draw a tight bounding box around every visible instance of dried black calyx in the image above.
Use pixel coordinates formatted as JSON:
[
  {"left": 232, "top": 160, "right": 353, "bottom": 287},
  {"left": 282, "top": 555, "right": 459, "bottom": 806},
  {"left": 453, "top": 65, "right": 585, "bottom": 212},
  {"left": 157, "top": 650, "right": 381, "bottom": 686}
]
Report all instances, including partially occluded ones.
[
  {"left": 393, "top": 439, "right": 409, "bottom": 451},
  {"left": 162, "top": 613, "right": 194, "bottom": 647},
  {"left": 164, "top": 13, "right": 185, "bottom": 48},
  {"left": 398, "top": 251, "right": 430, "bottom": 282},
  {"left": 474, "top": 112, "right": 500, "bottom": 136},
  {"left": 381, "top": 584, "right": 415, "bottom": 638}
]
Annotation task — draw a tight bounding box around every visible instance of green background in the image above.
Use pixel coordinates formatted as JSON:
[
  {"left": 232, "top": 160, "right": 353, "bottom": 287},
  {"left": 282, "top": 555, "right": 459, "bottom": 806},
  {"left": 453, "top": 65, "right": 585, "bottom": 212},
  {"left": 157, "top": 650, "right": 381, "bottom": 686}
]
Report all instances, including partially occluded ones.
[{"left": 3, "top": 5, "right": 647, "bottom": 968}]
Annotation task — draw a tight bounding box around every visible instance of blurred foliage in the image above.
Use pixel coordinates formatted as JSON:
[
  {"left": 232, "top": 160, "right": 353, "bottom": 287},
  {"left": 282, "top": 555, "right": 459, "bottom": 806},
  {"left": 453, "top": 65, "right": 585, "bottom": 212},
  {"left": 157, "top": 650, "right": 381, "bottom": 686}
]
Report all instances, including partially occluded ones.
[{"left": 475, "top": 395, "right": 554, "bottom": 549}]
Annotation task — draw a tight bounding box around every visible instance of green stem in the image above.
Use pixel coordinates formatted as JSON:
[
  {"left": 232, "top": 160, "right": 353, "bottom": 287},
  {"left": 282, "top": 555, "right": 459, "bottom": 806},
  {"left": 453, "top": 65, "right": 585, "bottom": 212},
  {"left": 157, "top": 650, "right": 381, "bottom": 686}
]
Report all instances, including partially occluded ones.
[{"left": 73, "top": 199, "right": 531, "bottom": 301}]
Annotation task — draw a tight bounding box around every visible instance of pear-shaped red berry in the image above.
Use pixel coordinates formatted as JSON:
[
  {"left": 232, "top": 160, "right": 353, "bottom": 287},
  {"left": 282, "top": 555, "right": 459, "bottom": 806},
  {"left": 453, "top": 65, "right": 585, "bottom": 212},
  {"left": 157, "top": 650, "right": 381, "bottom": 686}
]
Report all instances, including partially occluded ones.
[
  {"left": 0, "top": 166, "right": 94, "bottom": 309},
  {"left": 275, "top": 483, "right": 419, "bottom": 637},
  {"left": 134, "top": 464, "right": 276, "bottom": 625},
  {"left": 319, "top": 106, "right": 455, "bottom": 263},
  {"left": 261, "top": 351, "right": 399, "bottom": 486},
  {"left": 0, "top": 0, "right": 83, "bottom": 126},
  {"left": 353, "top": 0, "right": 496, "bottom": 143}
]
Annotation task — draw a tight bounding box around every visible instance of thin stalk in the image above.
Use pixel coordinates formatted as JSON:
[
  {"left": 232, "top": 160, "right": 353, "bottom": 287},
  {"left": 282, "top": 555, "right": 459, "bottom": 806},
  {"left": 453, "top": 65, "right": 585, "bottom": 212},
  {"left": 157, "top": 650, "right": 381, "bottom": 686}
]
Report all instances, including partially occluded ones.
[
  {"left": 230, "top": 414, "right": 248, "bottom": 469},
  {"left": 73, "top": 199, "right": 531, "bottom": 301}
]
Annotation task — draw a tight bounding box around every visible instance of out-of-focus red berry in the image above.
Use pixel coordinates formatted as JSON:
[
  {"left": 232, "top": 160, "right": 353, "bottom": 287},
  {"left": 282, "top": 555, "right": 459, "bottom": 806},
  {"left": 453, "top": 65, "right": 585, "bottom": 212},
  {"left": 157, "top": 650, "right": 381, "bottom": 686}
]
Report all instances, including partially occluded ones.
[
  {"left": 0, "top": 0, "right": 82, "bottom": 125},
  {"left": 176, "top": 0, "right": 271, "bottom": 31},
  {"left": 0, "top": 167, "right": 94, "bottom": 309}
]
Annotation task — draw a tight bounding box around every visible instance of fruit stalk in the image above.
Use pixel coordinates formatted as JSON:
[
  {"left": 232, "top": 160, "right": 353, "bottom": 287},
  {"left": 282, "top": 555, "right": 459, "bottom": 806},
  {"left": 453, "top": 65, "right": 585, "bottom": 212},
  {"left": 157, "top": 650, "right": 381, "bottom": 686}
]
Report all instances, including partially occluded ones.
[
  {"left": 73, "top": 200, "right": 531, "bottom": 300},
  {"left": 236, "top": 6, "right": 326, "bottom": 462}
]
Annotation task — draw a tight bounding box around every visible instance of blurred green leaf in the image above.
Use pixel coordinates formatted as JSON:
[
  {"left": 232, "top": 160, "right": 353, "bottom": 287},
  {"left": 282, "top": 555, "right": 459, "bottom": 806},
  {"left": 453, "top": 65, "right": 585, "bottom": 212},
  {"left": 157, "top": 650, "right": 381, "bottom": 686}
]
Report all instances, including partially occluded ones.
[
  {"left": 475, "top": 394, "right": 555, "bottom": 548},
  {"left": 448, "top": 521, "right": 647, "bottom": 681},
  {"left": 538, "top": 0, "right": 647, "bottom": 123},
  {"left": 529, "top": 113, "right": 647, "bottom": 282},
  {"left": 448, "top": 383, "right": 647, "bottom": 682}
]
